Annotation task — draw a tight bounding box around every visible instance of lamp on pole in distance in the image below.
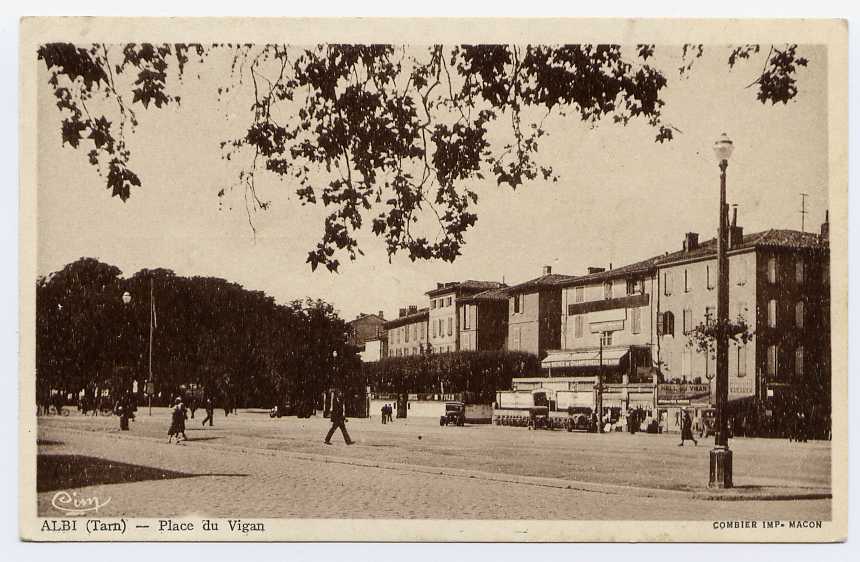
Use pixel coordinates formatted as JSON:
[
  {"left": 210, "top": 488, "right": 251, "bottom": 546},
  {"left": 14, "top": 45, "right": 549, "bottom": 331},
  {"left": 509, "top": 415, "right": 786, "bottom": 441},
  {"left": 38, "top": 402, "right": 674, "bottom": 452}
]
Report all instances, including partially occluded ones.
[{"left": 710, "top": 132, "right": 734, "bottom": 488}]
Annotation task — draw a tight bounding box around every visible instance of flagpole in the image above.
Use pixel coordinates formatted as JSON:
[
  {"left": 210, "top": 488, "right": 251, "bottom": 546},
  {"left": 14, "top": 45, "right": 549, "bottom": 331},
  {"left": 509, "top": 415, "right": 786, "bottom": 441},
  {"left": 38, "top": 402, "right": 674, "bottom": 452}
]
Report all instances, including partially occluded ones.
[{"left": 148, "top": 276, "right": 153, "bottom": 417}]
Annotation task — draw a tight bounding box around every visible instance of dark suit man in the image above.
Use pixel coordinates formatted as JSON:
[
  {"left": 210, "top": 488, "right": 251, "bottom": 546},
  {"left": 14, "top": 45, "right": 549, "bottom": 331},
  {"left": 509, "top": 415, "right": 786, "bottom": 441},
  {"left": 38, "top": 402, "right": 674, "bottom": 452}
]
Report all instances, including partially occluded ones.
[
  {"left": 201, "top": 397, "right": 215, "bottom": 427},
  {"left": 324, "top": 391, "right": 354, "bottom": 445}
]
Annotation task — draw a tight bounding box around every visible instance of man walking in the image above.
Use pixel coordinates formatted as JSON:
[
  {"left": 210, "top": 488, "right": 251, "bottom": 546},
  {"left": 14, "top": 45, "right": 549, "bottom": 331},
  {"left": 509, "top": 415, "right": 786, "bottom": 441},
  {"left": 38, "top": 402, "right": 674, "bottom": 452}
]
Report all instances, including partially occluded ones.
[
  {"left": 679, "top": 409, "right": 697, "bottom": 446},
  {"left": 324, "top": 390, "right": 354, "bottom": 445},
  {"left": 201, "top": 397, "right": 215, "bottom": 427}
]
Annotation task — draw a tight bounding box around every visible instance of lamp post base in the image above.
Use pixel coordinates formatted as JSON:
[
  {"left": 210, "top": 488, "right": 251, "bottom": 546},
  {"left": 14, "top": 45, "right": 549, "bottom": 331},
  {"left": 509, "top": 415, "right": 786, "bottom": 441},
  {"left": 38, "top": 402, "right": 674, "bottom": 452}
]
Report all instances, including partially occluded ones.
[{"left": 709, "top": 446, "right": 733, "bottom": 488}]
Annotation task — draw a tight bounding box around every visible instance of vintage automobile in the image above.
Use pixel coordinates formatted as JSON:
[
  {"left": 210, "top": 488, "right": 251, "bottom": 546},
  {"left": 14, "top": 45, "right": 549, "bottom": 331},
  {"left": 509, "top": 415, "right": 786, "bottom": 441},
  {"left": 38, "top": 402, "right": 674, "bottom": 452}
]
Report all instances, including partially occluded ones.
[
  {"left": 440, "top": 401, "right": 466, "bottom": 426},
  {"left": 566, "top": 406, "right": 594, "bottom": 432},
  {"left": 270, "top": 403, "right": 291, "bottom": 418},
  {"left": 527, "top": 405, "right": 550, "bottom": 429}
]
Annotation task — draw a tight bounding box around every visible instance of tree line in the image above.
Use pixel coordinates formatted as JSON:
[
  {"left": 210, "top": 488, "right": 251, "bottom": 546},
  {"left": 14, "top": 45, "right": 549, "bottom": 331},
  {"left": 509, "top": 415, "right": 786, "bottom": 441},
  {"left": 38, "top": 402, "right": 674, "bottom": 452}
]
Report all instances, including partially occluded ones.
[
  {"left": 36, "top": 257, "right": 358, "bottom": 409},
  {"left": 362, "top": 350, "right": 540, "bottom": 403},
  {"left": 35, "top": 258, "right": 538, "bottom": 411}
]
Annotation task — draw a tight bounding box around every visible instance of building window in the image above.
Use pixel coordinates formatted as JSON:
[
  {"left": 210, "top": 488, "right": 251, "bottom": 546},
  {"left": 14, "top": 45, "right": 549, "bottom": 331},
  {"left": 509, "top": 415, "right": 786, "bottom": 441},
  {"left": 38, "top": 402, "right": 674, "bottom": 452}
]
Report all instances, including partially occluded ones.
[
  {"left": 447, "top": 317, "right": 453, "bottom": 336},
  {"left": 681, "top": 348, "right": 692, "bottom": 378},
  {"left": 626, "top": 278, "right": 641, "bottom": 295},
  {"left": 795, "top": 301, "right": 804, "bottom": 329},
  {"left": 446, "top": 296, "right": 452, "bottom": 307},
  {"left": 768, "top": 299, "right": 777, "bottom": 328},
  {"left": 600, "top": 331, "right": 613, "bottom": 347},
  {"left": 796, "top": 258, "right": 805, "bottom": 285},
  {"left": 431, "top": 319, "right": 436, "bottom": 338},
  {"left": 631, "top": 307, "right": 641, "bottom": 334},
  {"left": 513, "top": 294, "right": 521, "bottom": 314},
  {"left": 737, "top": 344, "right": 747, "bottom": 377},
  {"left": 575, "top": 286, "right": 584, "bottom": 303},
  {"left": 664, "top": 271, "right": 673, "bottom": 296},
  {"left": 412, "top": 323, "right": 417, "bottom": 340},
  {"left": 431, "top": 299, "right": 436, "bottom": 310},
  {"left": 439, "top": 319, "right": 444, "bottom": 337},
  {"left": 405, "top": 324, "right": 410, "bottom": 342},
  {"left": 767, "top": 344, "right": 779, "bottom": 377},
  {"left": 767, "top": 256, "right": 778, "bottom": 284},
  {"left": 660, "top": 311, "right": 675, "bottom": 337},
  {"left": 574, "top": 315, "right": 583, "bottom": 338},
  {"left": 795, "top": 346, "right": 804, "bottom": 376},
  {"left": 682, "top": 308, "right": 693, "bottom": 334},
  {"left": 705, "top": 306, "right": 715, "bottom": 326},
  {"left": 684, "top": 269, "right": 692, "bottom": 292},
  {"left": 706, "top": 265, "right": 715, "bottom": 290},
  {"left": 604, "top": 280, "right": 613, "bottom": 300}
]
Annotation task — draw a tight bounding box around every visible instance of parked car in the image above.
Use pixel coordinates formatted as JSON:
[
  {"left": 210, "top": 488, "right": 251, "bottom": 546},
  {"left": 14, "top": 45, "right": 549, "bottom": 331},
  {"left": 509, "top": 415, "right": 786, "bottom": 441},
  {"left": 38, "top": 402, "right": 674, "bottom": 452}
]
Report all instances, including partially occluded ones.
[
  {"left": 527, "top": 405, "right": 550, "bottom": 430},
  {"left": 566, "top": 406, "right": 593, "bottom": 432},
  {"left": 270, "top": 403, "right": 292, "bottom": 418},
  {"left": 440, "top": 401, "right": 465, "bottom": 426}
]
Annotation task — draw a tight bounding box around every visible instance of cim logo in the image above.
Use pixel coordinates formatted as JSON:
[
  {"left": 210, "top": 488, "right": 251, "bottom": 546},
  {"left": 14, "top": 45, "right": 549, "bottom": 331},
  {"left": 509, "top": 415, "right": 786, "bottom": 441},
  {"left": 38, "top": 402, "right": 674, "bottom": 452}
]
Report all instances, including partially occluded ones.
[{"left": 51, "top": 490, "right": 111, "bottom": 516}]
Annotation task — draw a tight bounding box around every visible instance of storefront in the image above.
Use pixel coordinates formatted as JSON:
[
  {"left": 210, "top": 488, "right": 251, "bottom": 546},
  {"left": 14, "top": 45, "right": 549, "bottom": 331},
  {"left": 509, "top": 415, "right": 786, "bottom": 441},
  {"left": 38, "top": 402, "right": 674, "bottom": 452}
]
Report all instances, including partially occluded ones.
[{"left": 656, "top": 383, "right": 712, "bottom": 433}]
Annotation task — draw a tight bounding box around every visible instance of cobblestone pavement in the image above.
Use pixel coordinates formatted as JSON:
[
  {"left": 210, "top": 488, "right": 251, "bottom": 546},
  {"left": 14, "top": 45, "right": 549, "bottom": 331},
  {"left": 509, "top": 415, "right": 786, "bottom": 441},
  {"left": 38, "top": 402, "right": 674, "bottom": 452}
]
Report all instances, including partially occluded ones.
[{"left": 36, "top": 410, "right": 831, "bottom": 520}]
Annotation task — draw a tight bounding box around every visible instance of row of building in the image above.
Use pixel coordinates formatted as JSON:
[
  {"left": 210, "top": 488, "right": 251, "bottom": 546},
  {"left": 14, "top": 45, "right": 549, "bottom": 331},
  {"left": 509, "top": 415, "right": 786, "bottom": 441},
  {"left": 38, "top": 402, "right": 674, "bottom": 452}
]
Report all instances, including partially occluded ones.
[{"left": 348, "top": 211, "right": 831, "bottom": 430}]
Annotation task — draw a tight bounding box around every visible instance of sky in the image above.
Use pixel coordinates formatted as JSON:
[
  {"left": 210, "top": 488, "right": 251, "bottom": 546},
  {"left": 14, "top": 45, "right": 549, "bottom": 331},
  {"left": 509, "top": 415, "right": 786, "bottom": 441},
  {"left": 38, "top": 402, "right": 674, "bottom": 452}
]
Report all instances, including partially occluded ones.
[{"left": 36, "top": 44, "right": 829, "bottom": 321}]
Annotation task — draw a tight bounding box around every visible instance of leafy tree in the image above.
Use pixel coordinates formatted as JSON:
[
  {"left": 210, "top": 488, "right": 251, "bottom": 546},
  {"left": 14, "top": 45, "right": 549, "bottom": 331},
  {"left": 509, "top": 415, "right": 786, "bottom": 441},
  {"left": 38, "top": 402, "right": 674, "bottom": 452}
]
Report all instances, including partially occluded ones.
[
  {"left": 38, "top": 43, "right": 809, "bottom": 272},
  {"left": 35, "top": 257, "right": 356, "bottom": 408}
]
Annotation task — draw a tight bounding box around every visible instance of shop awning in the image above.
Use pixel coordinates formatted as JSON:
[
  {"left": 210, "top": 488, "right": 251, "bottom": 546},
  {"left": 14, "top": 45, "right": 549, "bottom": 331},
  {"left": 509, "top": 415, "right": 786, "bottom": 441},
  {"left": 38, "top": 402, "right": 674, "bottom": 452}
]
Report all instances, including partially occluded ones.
[{"left": 542, "top": 347, "right": 628, "bottom": 369}]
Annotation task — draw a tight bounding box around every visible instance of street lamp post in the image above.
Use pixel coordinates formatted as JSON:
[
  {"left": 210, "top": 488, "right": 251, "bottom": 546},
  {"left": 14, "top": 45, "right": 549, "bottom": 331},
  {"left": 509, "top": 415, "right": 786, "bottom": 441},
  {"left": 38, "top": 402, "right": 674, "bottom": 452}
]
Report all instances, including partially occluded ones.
[
  {"left": 710, "top": 132, "right": 734, "bottom": 488},
  {"left": 122, "top": 278, "right": 155, "bottom": 416}
]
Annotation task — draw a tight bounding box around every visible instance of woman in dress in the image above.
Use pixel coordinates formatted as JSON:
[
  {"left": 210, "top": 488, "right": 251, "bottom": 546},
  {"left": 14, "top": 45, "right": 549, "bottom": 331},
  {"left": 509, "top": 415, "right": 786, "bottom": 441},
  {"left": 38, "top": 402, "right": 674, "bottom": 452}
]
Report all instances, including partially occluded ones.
[{"left": 168, "top": 397, "right": 186, "bottom": 444}]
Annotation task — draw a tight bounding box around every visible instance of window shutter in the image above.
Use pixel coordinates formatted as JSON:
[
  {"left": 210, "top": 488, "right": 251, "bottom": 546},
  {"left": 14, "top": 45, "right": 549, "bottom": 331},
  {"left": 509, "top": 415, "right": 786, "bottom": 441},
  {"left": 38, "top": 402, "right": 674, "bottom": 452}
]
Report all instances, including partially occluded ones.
[{"left": 656, "top": 312, "right": 664, "bottom": 336}]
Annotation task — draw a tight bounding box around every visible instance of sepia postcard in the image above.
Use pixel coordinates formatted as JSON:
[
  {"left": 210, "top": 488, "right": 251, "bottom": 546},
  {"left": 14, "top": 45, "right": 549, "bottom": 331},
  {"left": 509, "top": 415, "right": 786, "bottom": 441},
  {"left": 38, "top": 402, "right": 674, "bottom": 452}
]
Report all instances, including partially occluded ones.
[{"left": 18, "top": 17, "right": 848, "bottom": 542}]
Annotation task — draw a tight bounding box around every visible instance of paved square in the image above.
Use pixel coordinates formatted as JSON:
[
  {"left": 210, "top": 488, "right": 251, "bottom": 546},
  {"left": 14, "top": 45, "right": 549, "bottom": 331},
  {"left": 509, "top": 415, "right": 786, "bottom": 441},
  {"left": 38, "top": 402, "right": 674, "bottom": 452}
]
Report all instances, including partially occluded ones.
[{"left": 36, "top": 410, "right": 830, "bottom": 520}]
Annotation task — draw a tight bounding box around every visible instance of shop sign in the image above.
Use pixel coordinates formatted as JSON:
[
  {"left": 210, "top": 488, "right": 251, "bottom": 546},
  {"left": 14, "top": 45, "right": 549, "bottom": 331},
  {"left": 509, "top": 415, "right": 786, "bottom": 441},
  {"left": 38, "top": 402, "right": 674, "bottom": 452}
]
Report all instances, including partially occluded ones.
[{"left": 657, "top": 383, "right": 710, "bottom": 404}]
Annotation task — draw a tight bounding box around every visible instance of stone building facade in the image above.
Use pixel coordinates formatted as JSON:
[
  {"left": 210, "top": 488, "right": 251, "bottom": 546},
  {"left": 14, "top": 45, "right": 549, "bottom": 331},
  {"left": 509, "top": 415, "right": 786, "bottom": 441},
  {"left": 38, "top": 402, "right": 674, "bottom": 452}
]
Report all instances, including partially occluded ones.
[
  {"left": 426, "top": 280, "right": 506, "bottom": 353},
  {"left": 506, "top": 267, "right": 575, "bottom": 360},
  {"left": 458, "top": 286, "right": 509, "bottom": 352},
  {"left": 384, "top": 306, "right": 429, "bottom": 358}
]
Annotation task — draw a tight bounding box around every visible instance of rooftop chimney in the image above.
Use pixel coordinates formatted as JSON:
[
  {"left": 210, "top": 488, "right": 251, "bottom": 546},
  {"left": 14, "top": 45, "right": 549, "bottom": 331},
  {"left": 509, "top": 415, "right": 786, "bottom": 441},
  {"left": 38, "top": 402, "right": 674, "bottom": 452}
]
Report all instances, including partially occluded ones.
[
  {"left": 729, "top": 206, "right": 744, "bottom": 249},
  {"left": 378, "top": 310, "right": 384, "bottom": 319},
  {"left": 408, "top": 305, "right": 418, "bottom": 315},
  {"left": 684, "top": 232, "right": 699, "bottom": 252},
  {"left": 398, "top": 307, "right": 407, "bottom": 318},
  {"left": 542, "top": 265, "right": 552, "bottom": 275},
  {"left": 436, "top": 282, "right": 444, "bottom": 289},
  {"left": 587, "top": 266, "right": 606, "bottom": 275},
  {"left": 821, "top": 209, "right": 829, "bottom": 243}
]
